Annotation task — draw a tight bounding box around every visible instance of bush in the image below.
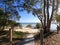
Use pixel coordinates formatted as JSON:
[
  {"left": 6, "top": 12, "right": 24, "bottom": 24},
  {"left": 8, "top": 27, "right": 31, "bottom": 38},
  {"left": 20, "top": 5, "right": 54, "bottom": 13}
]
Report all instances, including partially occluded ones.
[
  {"left": 26, "top": 24, "right": 32, "bottom": 28},
  {"left": 13, "top": 31, "right": 25, "bottom": 38},
  {"left": 19, "top": 23, "right": 22, "bottom": 29},
  {"left": 35, "top": 23, "right": 42, "bottom": 29},
  {"left": 14, "top": 23, "right": 22, "bottom": 29}
]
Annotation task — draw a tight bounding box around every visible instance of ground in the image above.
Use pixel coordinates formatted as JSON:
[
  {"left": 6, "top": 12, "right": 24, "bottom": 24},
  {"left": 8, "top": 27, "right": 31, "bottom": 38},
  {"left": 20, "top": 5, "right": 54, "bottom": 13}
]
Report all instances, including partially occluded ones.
[
  {"left": 0, "top": 30, "right": 60, "bottom": 45},
  {"left": 43, "top": 31, "right": 60, "bottom": 45}
]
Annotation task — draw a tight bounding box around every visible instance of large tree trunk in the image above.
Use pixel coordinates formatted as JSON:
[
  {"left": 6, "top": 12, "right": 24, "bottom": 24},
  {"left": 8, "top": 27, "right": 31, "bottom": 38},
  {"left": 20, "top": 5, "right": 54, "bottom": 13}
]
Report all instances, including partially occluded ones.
[
  {"left": 43, "top": 0, "right": 47, "bottom": 33},
  {"left": 43, "top": 0, "right": 50, "bottom": 33},
  {"left": 43, "top": 0, "right": 55, "bottom": 33},
  {"left": 46, "top": 0, "right": 50, "bottom": 32}
]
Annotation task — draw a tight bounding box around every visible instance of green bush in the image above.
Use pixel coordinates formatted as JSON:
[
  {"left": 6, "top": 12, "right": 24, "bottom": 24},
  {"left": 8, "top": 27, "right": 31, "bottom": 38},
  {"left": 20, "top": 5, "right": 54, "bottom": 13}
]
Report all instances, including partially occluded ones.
[
  {"left": 14, "top": 23, "right": 22, "bottom": 29},
  {"left": 35, "top": 23, "right": 42, "bottom": 29},
  {"left": 26, "top": 24, "right": 32, "bottom": 28},
  {"left": 13, "top": 31, "right": 25, "bottom": 38},
  {"left": 19, "top": 24, "right": 22, "bottom": 29}
]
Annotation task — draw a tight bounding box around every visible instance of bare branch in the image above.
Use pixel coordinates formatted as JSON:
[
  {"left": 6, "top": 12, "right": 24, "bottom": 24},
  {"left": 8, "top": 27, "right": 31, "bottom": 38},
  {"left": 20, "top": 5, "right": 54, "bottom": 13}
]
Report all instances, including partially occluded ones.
[{"left": 36, "top": 14, "right": 43, "bottom": 27}]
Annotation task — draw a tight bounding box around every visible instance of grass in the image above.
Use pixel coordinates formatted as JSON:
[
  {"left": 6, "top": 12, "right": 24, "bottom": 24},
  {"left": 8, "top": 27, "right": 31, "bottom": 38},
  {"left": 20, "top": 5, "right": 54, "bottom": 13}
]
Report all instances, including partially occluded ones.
[
  {"left": 13, "top": 31, "right": 26, "bottom": 38},
  {"left": 0, "top": 30, "right": 26, "bottom": 45}
]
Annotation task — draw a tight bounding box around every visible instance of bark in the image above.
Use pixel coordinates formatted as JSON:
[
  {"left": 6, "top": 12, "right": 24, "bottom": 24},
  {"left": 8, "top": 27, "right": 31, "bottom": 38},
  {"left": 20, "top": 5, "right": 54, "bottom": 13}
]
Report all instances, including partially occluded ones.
[
  {"left": 55, "top": 0, "right": 59, "bottom": 34},
  {"left": 50, "top": 0, "right": 55, "bottom": 21},
  {"left": 55, "top": 0, "right": 58, "bottom": 14},
  {"left": 46, "top": 0, "right": 50, "bottom": 32},
  {"left": 9, "top": 28, "right": 12, "bottom": 45},
  {"left": 40, "top": 30, "right": 43, "bottom": 45},
  {"left": 43, "top": 0, "right": 46, "bottom": 30},
  {"left": 43, "top": 0, "right": 55, "bottom": 33},
  {"left": 47, "top": 0, "right": 55, "bottom": 32},
  {"left": 37, "top": 14, "right": 43, "bottom": 27},
  {"left": 9, "top": 26, "right": 14, "bottom": 45}
]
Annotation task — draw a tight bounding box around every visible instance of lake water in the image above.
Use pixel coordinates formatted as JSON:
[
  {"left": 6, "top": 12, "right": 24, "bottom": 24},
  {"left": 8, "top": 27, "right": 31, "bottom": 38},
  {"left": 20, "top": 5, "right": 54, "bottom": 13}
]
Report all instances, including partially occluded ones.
[
  {"left": 21, "top": 23, "right": 57, "bottom": 31},
  {"left": 21, "top": 23, "right": 36, "bottom": 27}
]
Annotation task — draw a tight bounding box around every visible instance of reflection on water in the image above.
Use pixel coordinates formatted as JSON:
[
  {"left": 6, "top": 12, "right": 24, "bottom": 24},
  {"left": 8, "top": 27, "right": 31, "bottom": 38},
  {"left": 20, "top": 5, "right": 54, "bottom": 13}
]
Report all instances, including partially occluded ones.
[
  {"left": 21, "top": 23, "right": 57, "bottom": 31},
  {"left": 50, "top": 24, "right": 57, "bottom": 31}
]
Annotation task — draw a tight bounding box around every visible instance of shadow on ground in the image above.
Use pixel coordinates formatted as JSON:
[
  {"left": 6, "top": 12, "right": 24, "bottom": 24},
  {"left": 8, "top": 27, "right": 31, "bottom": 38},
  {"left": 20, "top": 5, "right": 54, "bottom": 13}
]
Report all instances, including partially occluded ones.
[{"left": 13, "top": 37, "right": 34, "bottom": 45}]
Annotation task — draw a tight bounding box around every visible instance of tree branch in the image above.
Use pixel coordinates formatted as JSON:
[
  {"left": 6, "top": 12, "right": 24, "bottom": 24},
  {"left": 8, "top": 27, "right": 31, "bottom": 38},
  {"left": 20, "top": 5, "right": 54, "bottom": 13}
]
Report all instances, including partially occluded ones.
[
  {"left": 36, "top": 14, "right": 43, "bottom": 27},
  {"left": 50, "top": 0, "right": 55, "bottom": 21},
  {"left": 47, "top": 0, "right": 49, "bottom": 28},
  {"left": 43, "top": 0, "right": 46, "bottom": 28}
]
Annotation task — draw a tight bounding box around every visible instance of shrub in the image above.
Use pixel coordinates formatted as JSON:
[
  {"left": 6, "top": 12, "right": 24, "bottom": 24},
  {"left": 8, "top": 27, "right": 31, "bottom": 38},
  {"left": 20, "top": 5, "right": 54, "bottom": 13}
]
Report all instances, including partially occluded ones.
[
  {"left": 13, "top": 31, "right": 25, "bottom": 38},
  {"left": 35, "top": 23, "right": 42, "bottom": 29},
  {"left": 26, "top": 24, "right": 32, "bottom": 28}
]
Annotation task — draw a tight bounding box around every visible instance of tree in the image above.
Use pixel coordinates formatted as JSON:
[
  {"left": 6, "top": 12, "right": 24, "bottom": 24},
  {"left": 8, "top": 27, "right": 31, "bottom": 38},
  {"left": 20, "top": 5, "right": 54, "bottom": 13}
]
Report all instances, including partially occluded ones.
[
  {"left": 0, "top": 0, "right": 20, "bottom": 44},
  {"left": 36, "top": 23, "right": 42, "bottom": 29},
  {"left": 0, "top": 0, "right": 59, "bottom": 45},
  {"left": 55, "top": 14, "right": 60, "bottom": 26},
  {"left": 19, "top": 0, "right": 58, "bottom": 33},
  {"left": 0, "top": 0, "right": 59, "bottom": 33},
  {"left": 0, "top": 0, "right": 21, "bottom": 22},
  {"left": 0, "top": 8, "right": 10, "bottom": 30},
  {"left": 22, "top": 0, "right": 59, "bottom": 33},
  {"left": 55, "top": 14, "right": 60, "bottom": 33},
  {"left": 14, "top": 23, "right": 22, "bottom": 29},
  {"left": 0, "top": 0, "right": 59, "bottom": 37},
  {"left": 0, "top": 8, "right": 20, "bottom": 30},
  {"left": 26, "top": 24, "right": 32, "bottom": 28}
]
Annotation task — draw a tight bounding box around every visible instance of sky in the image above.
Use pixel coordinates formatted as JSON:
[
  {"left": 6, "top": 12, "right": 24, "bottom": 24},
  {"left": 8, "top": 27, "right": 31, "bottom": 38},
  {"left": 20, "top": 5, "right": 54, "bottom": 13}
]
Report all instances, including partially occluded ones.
[
  {"left": 17, "top": 7, "right": 60, "bottom": 23},
  {"left": 17, "top": 10, "right": 40, "bottom": 23},
  {"left": 0, "top": 0, "right": 60, "bottom": 23}
]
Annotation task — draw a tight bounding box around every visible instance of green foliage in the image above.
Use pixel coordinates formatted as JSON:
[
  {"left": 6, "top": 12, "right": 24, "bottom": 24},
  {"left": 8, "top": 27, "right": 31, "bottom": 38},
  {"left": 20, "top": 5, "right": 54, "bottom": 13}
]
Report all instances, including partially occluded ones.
[
  {"left": 6, "top": 20, "right": 16, "bottom": 26},
  {"left": 0, "top": 7, "right": 20, "bottom": 30},
  {"left": 0, "top": 0, "right": 21, "bottom": 20},
  {"left": 24, "top": 0, "right": 41, "bottom": 13},
  {"left": 14, "top": 31, "right": 25, "bottom": 35},
  {"left": 55, "top": 15, "right": 60, "bottom": 22},
  {"left": 0, "top": 9, "right": 9, "bottom": 20},
  {"left": 0, "top": 8, "right": 4, "bottom": 15},
  {"left": 0, "top": 0, "right": 41, "bottom": 20},
  {"left": 13, "top": 31, "right": 25, "bottom": 38},
  {"left": 26, "top": 24, "right": 32, "bottom": 28},
  {"left": 36, "top": 23, "right": 42, "bottom": 29},
  {"left": 19, "top": 23, "right": 22, "bottom": 29},
  {"left": 1, "top": 0, "right": 42, "bottom": 16},
  {"left": 14, "top": 23, "right": 22, "bottom": 29},
  {"left": 0, "top": 9, "right": 10, "bottom": 30}
]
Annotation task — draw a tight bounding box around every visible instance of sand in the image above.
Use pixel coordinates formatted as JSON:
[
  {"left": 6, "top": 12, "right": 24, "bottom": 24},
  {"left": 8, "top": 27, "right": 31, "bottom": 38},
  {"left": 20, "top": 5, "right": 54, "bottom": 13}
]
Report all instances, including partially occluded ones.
[
  {"left": 4, "top": 27, "right": 39, "bottom": 34},
  {"left": 14, "top": 27, "right": 39, "bottom": 33}
]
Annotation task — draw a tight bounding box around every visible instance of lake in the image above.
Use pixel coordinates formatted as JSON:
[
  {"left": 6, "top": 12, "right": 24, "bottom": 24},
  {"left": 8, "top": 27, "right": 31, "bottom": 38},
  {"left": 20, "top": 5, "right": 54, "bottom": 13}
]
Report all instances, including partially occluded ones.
[{"left": 21, "top": 23, "right": 57, "bottom": 31}]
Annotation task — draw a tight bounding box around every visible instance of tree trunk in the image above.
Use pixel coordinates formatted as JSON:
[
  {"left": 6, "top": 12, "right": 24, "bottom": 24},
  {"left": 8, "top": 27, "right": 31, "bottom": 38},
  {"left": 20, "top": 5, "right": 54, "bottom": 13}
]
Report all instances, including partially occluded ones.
[
  {"left": 40, "top": 29, "right": 43, "bottom": 45},
  {"left": 9, "top": 28, "right": 12, "bottom": 45},
  {"left": 46, "top": 0, "right": 50, "bottom": 32},
  {"left": 57, "top": 25, "right": 59, "bottom": 34}
]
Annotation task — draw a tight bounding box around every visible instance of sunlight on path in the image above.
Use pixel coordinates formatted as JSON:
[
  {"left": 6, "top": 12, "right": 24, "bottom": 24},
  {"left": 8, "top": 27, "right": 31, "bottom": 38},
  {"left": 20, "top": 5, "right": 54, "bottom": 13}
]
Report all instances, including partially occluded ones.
[
  {"left": 16, "top": 34, "right": 35, "bottom": 45},
  {"left": 24, "top": 38, "right": 35, "bottom": 45}
]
